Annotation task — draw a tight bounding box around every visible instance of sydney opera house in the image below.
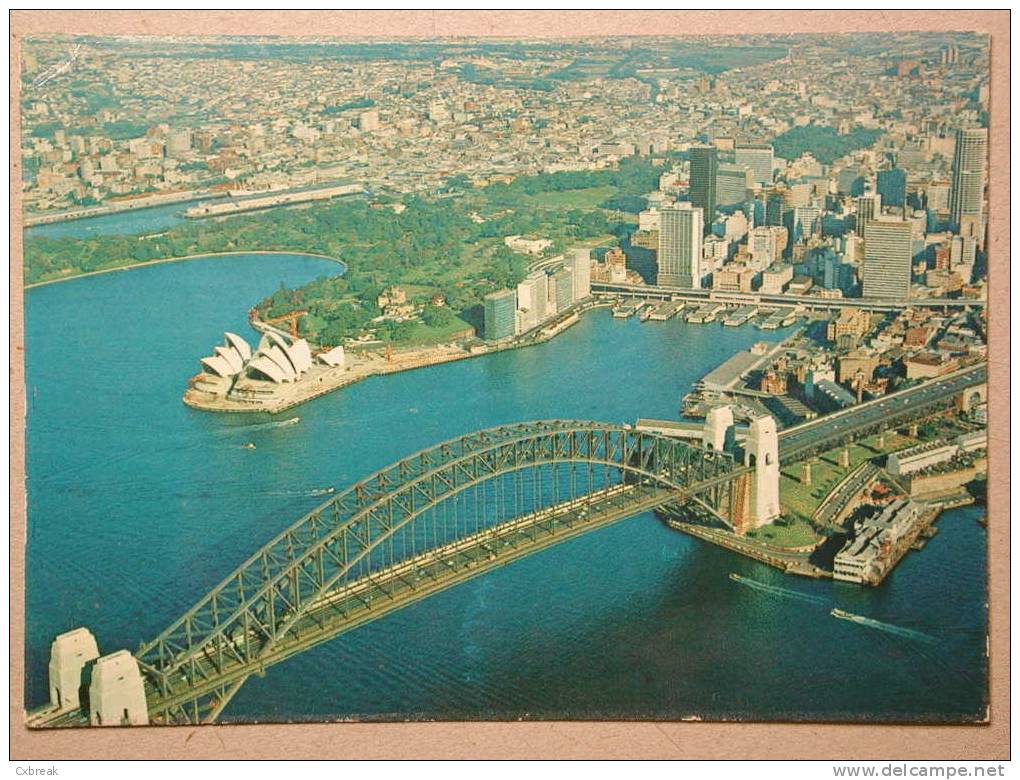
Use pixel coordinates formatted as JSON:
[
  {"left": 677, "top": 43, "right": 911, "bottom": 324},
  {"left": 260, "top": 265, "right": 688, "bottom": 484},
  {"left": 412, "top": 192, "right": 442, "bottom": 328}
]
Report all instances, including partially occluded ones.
[{"left": 187, "top": 329, "right": 347, "bottom": 410}]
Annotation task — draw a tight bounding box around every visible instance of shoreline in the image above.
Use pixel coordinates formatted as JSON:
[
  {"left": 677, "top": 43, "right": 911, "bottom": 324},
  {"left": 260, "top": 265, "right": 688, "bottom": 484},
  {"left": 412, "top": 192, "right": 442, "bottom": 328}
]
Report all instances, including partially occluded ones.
[
  {"left": 183, "top": 299, "right": 800, "bottom": 416},
  {"left": 22, "top": 190, "right": 219, "bottom": 227},
  {"left": 23, "top": 250, "right": 346, "bottom": 290},
  {"left": 183, "top": 307, "right": 591, "bottom": 415}
]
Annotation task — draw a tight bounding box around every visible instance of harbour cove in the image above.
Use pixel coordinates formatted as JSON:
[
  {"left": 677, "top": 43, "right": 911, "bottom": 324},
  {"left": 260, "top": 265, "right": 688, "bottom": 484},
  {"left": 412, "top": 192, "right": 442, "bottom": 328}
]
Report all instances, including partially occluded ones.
[{"left": 23, "top": 252, "right": 986, "bottom": 723}]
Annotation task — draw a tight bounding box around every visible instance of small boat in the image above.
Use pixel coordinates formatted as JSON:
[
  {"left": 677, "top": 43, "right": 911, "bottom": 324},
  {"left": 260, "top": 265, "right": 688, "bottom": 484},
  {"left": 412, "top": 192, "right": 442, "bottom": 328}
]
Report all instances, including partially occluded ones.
[
  {"left": 242, "top": 442, "right": 257, "bottom": 450},
  {"left": 282, "top": 417, "right": 300, "bottom": 426}
]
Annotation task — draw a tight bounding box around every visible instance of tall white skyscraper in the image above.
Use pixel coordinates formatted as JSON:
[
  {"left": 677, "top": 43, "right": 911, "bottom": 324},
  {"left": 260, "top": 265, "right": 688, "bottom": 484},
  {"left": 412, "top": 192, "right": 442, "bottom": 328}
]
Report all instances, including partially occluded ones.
[
  {"left": 734, "top": 144, "right": 774, "bottom": 186},
  {"left": 571, "top": 248, "right": 592, "bottom": 300},
  {"left": 657, "top": 202, "right": 704, "bottom": 288},
  {"left": 862, "top": 217, "right": 913, "bottom": 300},
  {"left": 950, "top": 127, "right": 988, "bottom": 235},
  {"left": 516, "top": 269, "right": 549, "bottom": 332}
]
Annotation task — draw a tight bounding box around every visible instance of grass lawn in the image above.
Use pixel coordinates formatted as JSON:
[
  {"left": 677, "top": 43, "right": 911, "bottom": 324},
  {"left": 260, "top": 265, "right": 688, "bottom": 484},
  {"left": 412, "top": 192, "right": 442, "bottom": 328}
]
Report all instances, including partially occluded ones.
[
  {"left": 522, "top": 186, "right": 618, "bottom": 210},
  {"left": 576, "top": 233, "right": 619, "bottom": 250},
  {"left": 779, "top": 429, "right": 925, "bottom": 524},
  {"left": 396, "top": 315, "right": 475, "bottom": 346},
  {"left": 746, "top": 518, "right": 820, "bottom": 549}
]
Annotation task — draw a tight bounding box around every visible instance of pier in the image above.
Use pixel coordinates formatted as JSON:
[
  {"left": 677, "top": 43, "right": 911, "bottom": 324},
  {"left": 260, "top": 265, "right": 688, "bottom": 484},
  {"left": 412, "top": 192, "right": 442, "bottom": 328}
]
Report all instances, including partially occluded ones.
[
  {"left": 723, "top": 305, "right": 759, "bottom": 327},
  {"left": 647, "top": 300, "right": 686, "bottom": 321},
  {"left": 686, "top": 303, "right": 725, "bottom": 324}
]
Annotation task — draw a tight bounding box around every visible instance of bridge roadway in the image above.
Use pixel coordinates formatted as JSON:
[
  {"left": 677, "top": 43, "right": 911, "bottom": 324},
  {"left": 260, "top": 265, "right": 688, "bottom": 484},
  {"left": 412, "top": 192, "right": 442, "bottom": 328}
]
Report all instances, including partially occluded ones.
[
  {"left": 28, "top": 364, "right": 985, "bottom": 725},
  {"left": 593, "top": 281, "right": 986, "bottom": 313},
  {"left": 153, "top": 481, "right": 698, "bottom": 722},
  {"left": 777, "top": 363, "right": 987, "bottom": 461},
  {"left": 37, "top": 480, "right": 697, "bottom": 726}
]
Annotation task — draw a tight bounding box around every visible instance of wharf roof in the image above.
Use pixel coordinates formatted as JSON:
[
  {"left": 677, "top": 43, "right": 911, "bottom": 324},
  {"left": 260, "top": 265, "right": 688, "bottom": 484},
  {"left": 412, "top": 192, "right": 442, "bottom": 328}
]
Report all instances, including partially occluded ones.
[{"left": 699, "top": 350, "right": 764, "bottom": 392}]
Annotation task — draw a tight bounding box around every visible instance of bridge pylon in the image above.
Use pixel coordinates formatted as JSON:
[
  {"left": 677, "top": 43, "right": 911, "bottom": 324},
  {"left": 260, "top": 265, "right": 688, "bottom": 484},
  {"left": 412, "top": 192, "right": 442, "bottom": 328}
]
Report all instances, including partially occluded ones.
[{"left": 744, "top": 415, "right": 781, "bottom": 527}]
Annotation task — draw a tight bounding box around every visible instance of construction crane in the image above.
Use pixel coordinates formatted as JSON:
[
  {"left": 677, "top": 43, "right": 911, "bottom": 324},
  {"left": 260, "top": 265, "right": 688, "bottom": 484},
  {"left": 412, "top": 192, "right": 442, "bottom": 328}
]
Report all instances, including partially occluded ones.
[{"left": 263, "top": 310, "right": 308, "bottom": 339}]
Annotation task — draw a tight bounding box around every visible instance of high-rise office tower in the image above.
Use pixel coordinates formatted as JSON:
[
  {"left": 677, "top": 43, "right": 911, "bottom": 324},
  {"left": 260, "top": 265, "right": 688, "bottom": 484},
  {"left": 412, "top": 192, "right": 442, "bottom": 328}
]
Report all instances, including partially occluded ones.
[
  {"left": 855, "top": 193, "right": 882, "bottom": 237},
  {"left": 734, "top": 144, "right": 774, "bottom": 186},
  {"left": 877, "top": 167, "right": 907, "bottom": 209},
  {"left": 657, "top": 202, "right": 704, "bottom": 288},
  {"left": 483, "top": 289, "right": 517, "bottom": 341},
  {"left": 516, "top": 270, "right": 548, "bottom": 333},
  {"left": 571, "top": 248, "right": 592, "bottom": 300},
  {"left": 792, "top": 206, "right": 821, "bottom": 243},
  {"left": 949, "top": 127, "right": 988, "bottom": 234},
  {"left": 689, "top": 146, "right": 718, "bottom": 234},
  {"left": 862, "top": 218, "right": 913, "bottom": 300},
  {"left": 765, "top": 193, "right": 785, "bottom": 227},
  {"left": 548, "top": 267, "right": 574, "bottom": 314},
  {"left": 716, "top": 164, "right": 753, "bottom": 206}
]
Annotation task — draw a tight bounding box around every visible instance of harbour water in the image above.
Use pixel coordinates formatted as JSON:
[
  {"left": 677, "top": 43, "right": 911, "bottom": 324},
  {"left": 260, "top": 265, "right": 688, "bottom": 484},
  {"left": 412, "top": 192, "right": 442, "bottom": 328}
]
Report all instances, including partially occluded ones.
[
  {"left": 23, "top": 254, "right": 987, "bottom": 723},
  {"left": 24, "top": 196, "right": 224, "bottom": 241}
]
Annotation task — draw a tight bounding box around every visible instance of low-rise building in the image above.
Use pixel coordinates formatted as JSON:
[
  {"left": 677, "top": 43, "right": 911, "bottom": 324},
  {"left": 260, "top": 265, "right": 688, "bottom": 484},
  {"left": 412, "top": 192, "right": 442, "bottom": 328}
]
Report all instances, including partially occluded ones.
[
  {"left": 887, "top": 441, "right": 960, "bottom": 476},
  {"left": 712, "top": 264, "right": 755, "bottom": 293},
  {"left": 827, "top": 307, "right": 871, "bottom": 346},
  {"left": 904, "top": 351, "right": 959, "bottom": 380},
  {"left": 760, "top": 263, "right": 794, "bottom": 294},
  {"left": 787, "top": 275, "right": 814, "bottom": 295}
]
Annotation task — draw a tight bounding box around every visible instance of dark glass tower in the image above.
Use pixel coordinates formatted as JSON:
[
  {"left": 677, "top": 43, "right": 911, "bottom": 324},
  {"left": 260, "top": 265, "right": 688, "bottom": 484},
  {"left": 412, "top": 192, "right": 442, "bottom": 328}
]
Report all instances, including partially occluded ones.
[
  {"left": 689, "top": 146, "right": 718, "bottom": 234},
  {"left": 877, "top": 167, "right": 907, "bottom": 209}
]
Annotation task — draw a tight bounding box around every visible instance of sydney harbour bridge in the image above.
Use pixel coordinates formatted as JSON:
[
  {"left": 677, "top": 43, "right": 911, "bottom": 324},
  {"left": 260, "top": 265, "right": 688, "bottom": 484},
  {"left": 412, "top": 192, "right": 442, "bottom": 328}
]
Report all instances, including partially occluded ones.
[{"left": 28, "top": 363, "right": 984, "bottom": 728}]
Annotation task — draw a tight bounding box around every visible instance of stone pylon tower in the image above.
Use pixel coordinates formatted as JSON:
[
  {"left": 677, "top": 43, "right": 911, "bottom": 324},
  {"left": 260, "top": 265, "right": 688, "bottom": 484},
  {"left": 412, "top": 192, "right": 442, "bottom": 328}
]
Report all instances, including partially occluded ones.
[
  {"left": 744, "top": 415, "right": 781, "bottom": 526},
  {"left": 702, "top": 405, "right": 735, "bottom": 452}
]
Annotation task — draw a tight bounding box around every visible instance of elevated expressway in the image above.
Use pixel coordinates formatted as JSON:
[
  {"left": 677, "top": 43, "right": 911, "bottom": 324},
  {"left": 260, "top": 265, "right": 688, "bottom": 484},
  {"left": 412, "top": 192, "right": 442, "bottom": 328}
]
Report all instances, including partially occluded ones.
[
  {"left": 593, "top": 281, "right": 987, "bottom": 314},
  {"left": 778, "top": 363, "right": 987, "bottom": 461}
]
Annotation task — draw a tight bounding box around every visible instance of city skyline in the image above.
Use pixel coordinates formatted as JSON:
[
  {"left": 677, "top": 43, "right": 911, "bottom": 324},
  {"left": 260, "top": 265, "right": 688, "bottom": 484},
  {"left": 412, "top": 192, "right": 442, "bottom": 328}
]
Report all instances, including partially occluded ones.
[{"left": 17, "top": 27, "right": 994, "bottom": 737}]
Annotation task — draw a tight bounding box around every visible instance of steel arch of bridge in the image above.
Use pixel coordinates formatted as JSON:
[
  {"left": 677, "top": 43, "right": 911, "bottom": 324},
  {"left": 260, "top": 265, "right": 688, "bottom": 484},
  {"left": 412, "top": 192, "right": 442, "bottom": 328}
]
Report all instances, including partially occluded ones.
[{"left": 134, "top": 420, "right": 746, "bottom": 723}]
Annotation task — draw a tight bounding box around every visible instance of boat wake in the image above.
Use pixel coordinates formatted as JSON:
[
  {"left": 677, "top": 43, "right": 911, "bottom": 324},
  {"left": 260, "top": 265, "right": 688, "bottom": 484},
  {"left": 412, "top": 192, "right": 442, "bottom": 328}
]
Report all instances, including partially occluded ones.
[
  {"left": 729, "top": 573, "right": 827, "bottom": 605},
  {"left": 258, "top": 486, "right": 336, "bottom": 498},
  {"left": 830, "top": 609, "right": 937, "bottom": 644},
  {"left": 223, "top": 417, "right": 301, "bottom": 434}
]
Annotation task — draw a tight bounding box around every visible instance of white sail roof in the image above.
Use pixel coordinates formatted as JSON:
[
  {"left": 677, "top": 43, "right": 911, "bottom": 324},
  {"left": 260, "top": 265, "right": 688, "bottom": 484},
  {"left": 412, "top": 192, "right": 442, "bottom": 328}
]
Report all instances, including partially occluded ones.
[
  {"left": 248, "top": 355, "right": 288, "bottom": 383},
  {"left": 262, "top": 345, "right": 297, "bottom": 381},
  {"left": 319, "top": 345, "right": 346, "bottom": 367},
  {"left": 200, "top": 355, "right": 236, "bottom": 378},
  {"left": 223, "top": 332, "right": 252, "bottom": 362},
  {"left": 214, "top": 345, "right": 245, "bottom": 374},
  {"left": 266, "top": 331, "right": 291, "bottom": 353},
  {"left": 287, "top": 339, "right": 313, "bottom": 373}
]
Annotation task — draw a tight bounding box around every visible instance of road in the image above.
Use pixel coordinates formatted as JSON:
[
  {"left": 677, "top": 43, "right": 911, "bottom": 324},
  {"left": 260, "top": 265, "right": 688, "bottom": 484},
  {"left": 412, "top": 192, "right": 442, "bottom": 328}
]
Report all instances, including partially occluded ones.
[
  {"left": 593, "top": 281, "right": 986, "bottom": 313},
  {"left": 778, "top": 363, "right": 987, "bottom": 460}
]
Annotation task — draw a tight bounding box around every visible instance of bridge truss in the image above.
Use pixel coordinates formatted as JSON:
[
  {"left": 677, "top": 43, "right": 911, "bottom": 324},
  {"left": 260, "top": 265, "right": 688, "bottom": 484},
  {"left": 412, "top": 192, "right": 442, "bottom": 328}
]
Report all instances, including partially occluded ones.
[{"left": 132, "top": 420, "right": 749, "bottom": 724}]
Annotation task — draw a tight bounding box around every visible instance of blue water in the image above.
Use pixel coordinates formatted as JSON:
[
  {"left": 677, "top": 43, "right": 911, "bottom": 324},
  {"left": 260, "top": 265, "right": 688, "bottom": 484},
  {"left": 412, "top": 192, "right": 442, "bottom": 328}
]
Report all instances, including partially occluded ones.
[
  {"left": 23, "top": 255, "right": 988, "bottom": 722},
  {"left": 25, "top": 197, "right": 225, "bottom": 241}
]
